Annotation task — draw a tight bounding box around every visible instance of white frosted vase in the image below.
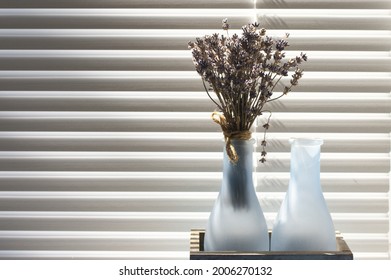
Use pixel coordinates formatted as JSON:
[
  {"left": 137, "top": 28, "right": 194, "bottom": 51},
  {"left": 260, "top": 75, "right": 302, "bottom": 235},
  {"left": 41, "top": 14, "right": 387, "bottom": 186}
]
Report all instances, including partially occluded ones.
[
  {"left": 271, "top": 138, "right": 337, "bottom": 251},
  {"left": 204, "top": 139, "right": 269, "bottom": 251}
]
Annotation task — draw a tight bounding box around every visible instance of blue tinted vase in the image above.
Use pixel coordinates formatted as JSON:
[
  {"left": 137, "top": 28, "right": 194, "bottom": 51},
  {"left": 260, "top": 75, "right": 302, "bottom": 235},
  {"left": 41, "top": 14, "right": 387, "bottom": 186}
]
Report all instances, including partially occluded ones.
[
  {"left": 271, "top": 138, "right": 336, "bottom": 251},
  {"left": 204, "top": 139, "right": 269, "bottom": 251}
]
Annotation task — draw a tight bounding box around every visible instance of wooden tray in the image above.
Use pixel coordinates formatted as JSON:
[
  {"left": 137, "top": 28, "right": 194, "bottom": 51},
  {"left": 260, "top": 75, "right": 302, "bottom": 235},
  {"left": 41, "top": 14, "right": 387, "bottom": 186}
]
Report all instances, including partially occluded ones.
[{"left": 190, "top": 229, "right": 353, "bottom": 260}]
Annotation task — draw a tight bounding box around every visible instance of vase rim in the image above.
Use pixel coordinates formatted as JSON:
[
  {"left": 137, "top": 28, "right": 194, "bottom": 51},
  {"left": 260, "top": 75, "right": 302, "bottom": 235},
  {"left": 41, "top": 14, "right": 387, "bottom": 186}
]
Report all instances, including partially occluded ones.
[{"left": 289, "top": 138, "right": 323, "bottom": 146}]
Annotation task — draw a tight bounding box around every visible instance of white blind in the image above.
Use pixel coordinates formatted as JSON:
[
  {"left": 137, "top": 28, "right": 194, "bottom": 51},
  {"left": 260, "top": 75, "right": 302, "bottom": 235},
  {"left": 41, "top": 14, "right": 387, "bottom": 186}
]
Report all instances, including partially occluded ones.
[{"left": 0, "top": 0, "right": 390, "bottom": 260}]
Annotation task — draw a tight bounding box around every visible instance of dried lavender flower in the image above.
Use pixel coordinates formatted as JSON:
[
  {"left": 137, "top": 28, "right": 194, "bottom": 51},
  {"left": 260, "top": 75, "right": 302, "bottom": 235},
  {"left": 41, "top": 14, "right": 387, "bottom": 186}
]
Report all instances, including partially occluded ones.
[
  {"left": 222, "top": 18, "right": 229, "bottom": 30},
  {"left": 188, "top": 19, "right": 307, "bottom": 163}
]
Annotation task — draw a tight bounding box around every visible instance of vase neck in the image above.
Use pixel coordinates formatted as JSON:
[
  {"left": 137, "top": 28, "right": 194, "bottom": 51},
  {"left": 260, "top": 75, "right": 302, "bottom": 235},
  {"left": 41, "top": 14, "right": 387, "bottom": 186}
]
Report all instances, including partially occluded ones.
[
  {"left": 289, "top": 138, "right": 323, "bottom": 192},
  {"left": 223, "top": 139, "right": 254, "bottom": 175},
  {"left": 220, "top": 139, "right": 256, "bottom": 208}
]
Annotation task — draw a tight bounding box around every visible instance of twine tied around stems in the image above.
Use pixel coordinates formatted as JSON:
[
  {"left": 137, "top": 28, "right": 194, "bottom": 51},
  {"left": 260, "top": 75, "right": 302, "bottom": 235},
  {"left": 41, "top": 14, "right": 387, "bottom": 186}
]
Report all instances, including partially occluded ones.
[{"left": 212, "top": 112, "right": 252, "bottom": 164}]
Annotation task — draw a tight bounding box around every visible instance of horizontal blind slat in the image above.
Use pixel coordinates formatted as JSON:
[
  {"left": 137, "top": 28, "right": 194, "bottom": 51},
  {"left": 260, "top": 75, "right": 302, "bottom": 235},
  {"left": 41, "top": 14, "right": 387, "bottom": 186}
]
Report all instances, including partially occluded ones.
[
  {"left": 0, "top": 191, "right": 387, "bottom": 213},
  {"left": 0, "top": 212, "right": 387, "bottom": 234},
  {"left": 1, "top": 30, "right": 390, "bottom": 51},
  {"left": 1, "top": 0, "right": 391, "bottom": 9},
  {"left": 0, "top": 71, "right": 389, "bottom": 92},
  {"left": 0, "top": 132, "right": 389, "bottom": 152},
  {"left": 0, "top": 0, "right": 254, "bottom": 9},
  {"left": 0, "top": 9, "right": 389, "bottom": 30},
  {"left": 0, "top": 231, "right": 188, "bottom": 251},
  {"left": 0, "top": 151, "right": 388, "bottom": 173},
  {"left": 0, "top": 232, "right": 388, "bottom": 253},
  {"left": 1, "top": 91, "right": 389, "bottom": 112},
  {"left": 0, "top": 51, "right": 390, "bottom": 72},
  {"left": 1, "top": 112, "right": 389, "bottom": 133},
  {"left": 0, "top": 172, "right": 388, "bottom": 193},
  {"left": 0, "top": 250, "right": 188, "bottom": 260}
]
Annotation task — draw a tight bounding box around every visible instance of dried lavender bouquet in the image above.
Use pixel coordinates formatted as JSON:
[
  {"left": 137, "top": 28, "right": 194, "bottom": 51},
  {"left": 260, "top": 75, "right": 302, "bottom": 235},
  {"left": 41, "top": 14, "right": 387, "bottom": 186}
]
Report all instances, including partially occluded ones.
[{"left": 188, "top": 19, "right": 307, "bottom": 163}]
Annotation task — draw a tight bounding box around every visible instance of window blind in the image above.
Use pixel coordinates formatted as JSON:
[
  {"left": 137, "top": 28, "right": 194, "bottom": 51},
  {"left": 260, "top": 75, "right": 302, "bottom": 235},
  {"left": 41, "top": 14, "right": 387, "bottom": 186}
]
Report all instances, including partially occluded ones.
[{"left": 0, "top": 0, "right": 390, "bottom": 260}]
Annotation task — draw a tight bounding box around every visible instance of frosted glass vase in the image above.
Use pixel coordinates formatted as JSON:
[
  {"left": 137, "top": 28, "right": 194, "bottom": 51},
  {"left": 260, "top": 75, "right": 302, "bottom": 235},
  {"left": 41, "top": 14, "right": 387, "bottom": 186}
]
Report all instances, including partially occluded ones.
[
  {"left": 271, "top": 138, "right": 337, "bottom": 251},
  {"left": 204, "top": 139, "right": 269, "bottom": 251}
]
